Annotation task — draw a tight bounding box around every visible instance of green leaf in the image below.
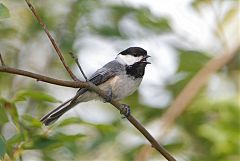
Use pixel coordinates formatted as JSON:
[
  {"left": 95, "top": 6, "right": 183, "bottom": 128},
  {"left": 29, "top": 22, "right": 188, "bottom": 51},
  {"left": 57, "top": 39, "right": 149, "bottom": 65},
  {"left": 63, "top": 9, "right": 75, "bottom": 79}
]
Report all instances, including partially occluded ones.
[
  {"left": 2, "top": 102, "right": 19, "bottom": 127},
  {"left": 191, "top": 0, "right": 212, "bottom": 12},
  {"left": 167, "top": 49, "right": 210, "bottom": 96},
  {"left": 29, "top": 136, "right": 60, "bottom": 149},
  {"left": 58, "top": 117, "right": 84, "bottom": 127},
  {"left": 178, "top": 97, "right": 240, "bottom": 160},
  {"left": 0, "top": 97, "right": 8, "bottom": 104},
  {"left": 177, "top": 49, "right": 210, "bottom": 73},
  {"left": 92, "top": 25, "right": 122, "bottom": 37},
  {"left": 0, "top": 27, "right": 17, "bottom": 39},
  {"left": 0, "top": 135, "right": 6, "bottom": 159},
  {"left": 110, "top": 5, "right": 137, "bottom": 23},
  {"left": 222, "top": 6, "right": 238, "bottom": 27},
  {"left": 9, "top": 104, "right": 19, "bottom": 124},
  {"left": 0, "top": 3, "right": 10, "bottom": 19},
  {"left": 13, "top": 90, "right": 59, "bottom": 103},
  {"left": 24, "top": 133, "right": 85, "bottom": 150},
  {"left": 22, "top": 115, "right": 42, "bottom": 128},
  {"left": 0, "top": 104, "right": 8, "bottom": 125},
  {"left": 136, "top": 9, "right": 171, "bottom": 32},
  {"left": 91, "top": 5, "right": 135, "bottom": 38},
  {"left": 5, "top": 133, "right": 24, "bottom": 159},
  {"left": 54, "top": 133, "right": 85, "bottom": 142},
  {"left": 167, "top": 75, "right": 193, "bottom": 97},
  {"left": 6, "top": 133, "right": 24, "bottom": 146}
]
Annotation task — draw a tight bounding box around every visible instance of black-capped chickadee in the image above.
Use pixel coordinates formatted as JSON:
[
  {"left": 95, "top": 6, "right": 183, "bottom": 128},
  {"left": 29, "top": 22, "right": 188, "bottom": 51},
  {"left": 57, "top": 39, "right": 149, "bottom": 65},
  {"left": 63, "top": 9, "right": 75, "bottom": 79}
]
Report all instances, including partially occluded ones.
[{"left": 41, "top": 47, "right": 150, "bottom": 126}]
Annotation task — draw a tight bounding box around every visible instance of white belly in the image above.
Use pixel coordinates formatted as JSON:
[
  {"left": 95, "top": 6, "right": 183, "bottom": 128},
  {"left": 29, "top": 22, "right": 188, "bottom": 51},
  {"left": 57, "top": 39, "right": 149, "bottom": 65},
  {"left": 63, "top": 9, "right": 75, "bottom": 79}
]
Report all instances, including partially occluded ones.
[
  {"left": 108, "top": 75, "right": 142, "bottom": 100},
  {"left": 76, "top": 75, "right": 142, "bottom": 102}
]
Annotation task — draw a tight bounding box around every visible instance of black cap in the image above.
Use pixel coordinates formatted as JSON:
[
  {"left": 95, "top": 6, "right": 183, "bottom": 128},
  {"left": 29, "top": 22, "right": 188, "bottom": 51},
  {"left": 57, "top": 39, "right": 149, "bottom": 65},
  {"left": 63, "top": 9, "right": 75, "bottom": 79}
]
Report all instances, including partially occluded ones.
[{"left": 119, "top": 47, "right": 147, "bottom": 57}]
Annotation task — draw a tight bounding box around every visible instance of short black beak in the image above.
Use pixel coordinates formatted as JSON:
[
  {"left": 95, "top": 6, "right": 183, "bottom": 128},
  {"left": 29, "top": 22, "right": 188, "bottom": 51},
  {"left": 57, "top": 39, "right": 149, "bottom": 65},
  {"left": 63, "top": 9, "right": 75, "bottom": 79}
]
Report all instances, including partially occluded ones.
[
  {"left": 141, "top": 55, "right": 151, "bottom": 64},
  {"left": 145, "top": 55, "right": 151, "bottom": 59}
]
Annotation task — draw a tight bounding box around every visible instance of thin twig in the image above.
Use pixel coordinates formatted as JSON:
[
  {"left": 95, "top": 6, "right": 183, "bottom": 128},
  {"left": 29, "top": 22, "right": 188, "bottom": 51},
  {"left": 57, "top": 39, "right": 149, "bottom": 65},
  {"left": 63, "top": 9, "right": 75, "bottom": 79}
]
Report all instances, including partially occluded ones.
[
  {"left": 0, "top": 65, "right": 176, "bottom": 161},
  {"left": 0, "top": 53, "right": 5, "bottom": 66},
  {"left": 69, "top": 52, "right": 88, "bottom": 81},
  {"left": 24, "top": 0, "right": 79, "bottom": 81}
]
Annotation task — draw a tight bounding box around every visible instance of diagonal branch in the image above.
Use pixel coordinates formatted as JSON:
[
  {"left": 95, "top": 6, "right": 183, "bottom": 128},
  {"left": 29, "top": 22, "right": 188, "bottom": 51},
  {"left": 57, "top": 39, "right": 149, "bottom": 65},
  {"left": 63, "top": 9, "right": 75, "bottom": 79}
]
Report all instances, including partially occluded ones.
[
  {"left": 14, "top": 1, "right": 177, "bottom": 160},
  {"left": 25, "top": 0, "right": 79, "bottom": 81},
  {"left": 134, "top": 46, "right": 240, "bottom": 161},
  {"left": 126, "top": 115, "right": 175, "bottom": 160},
  {"left": 0, "top": 64, "right": 176, "bottom": 161},
  {"left": 160, "top": 46, "right": 240, "bottom": 137}
]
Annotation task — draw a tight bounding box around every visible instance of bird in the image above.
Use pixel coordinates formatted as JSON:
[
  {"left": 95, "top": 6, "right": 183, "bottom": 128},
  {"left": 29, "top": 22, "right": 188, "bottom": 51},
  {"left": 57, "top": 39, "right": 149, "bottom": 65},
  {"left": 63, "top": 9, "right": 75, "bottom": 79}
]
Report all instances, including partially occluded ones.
[{"left": 40, "top": 47, "right": 151, "bottom": 126}]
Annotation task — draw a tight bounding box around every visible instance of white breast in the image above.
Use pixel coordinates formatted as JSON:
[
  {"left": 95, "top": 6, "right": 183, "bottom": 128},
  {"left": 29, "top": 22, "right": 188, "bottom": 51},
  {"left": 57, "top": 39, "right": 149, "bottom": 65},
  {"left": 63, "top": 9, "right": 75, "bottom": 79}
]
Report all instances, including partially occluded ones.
[
  {"left": 109, "top": 74, "right": 142, "bottom": 101},
  {"left": 77, "top": 74, "right": 142, "bottom": 102}
]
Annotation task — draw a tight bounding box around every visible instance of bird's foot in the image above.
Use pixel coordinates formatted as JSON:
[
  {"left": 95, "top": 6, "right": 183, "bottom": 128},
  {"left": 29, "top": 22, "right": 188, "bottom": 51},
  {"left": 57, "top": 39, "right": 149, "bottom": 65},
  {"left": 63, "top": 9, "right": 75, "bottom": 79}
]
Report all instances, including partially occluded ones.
[
  {"left": 120, "top": 104, "right": 131, "bottom": 118},
  {"left": 103, "top": 89, "right": 113, "bottom": 103}
]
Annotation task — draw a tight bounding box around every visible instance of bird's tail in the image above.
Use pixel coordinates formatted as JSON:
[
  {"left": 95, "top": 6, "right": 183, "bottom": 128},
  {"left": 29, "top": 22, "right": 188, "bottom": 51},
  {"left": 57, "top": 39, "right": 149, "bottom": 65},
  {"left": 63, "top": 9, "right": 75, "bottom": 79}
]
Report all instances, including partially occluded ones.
[{"left": 40, "top": 98, "right": 77, "bottom": 126}]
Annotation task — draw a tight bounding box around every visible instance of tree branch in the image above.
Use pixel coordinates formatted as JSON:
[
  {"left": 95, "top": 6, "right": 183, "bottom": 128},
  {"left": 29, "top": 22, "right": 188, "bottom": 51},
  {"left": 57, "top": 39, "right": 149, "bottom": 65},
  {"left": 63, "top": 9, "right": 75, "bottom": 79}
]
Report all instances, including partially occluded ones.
[
  {"left": 0, "top": 66, "right": 88, "bottom": 88},
  {"left": 25, "top": 0, "right": 79, "bottom": 81},
  {"left": 0, "top": 64, "right": 176, "bottom": 161},
  {"left": 0, "top": 51, "right": 176, "bottom": 161},
  {"left": 160, "top": 46, "right": 240, "bottom": 137},
  {"left": 1, "top": 1, "right": 177, "bottom": 160},
  {"left": 134, "top": 46, "right": 240, "bottom": 161}
]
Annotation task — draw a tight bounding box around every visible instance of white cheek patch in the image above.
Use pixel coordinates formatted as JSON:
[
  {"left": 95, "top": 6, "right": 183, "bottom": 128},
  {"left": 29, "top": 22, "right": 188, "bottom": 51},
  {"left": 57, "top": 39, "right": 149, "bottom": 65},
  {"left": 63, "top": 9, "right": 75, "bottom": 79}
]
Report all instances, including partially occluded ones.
[{"left": 116, "top": 54, "right": 143, "bottom": 65}]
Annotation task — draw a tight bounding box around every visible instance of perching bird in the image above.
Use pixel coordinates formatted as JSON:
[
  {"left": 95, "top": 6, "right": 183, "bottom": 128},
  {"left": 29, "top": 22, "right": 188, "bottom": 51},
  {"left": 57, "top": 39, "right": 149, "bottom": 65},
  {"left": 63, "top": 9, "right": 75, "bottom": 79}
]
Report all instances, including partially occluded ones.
[{"left": 40, "top": 47, "right": 150, "bottom": 126}]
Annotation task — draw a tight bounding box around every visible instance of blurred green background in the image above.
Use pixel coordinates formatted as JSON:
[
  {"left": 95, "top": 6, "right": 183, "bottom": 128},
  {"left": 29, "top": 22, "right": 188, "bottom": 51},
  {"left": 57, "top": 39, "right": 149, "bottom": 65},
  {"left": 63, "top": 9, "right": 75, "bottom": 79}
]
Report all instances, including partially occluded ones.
[{"left": 0, "top": 0, "right": 239, "bottom": 161}]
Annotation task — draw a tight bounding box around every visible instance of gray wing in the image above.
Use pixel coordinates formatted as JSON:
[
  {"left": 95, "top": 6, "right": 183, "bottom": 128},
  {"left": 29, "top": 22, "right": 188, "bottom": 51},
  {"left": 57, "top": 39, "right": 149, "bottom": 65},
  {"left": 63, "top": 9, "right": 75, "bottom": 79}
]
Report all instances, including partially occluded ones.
[
  {"left": 40, "top": 61, "right": 124, "bottom": 125},
  {"left": 73, "top": 60, "right": 124, "bottom": 99}
]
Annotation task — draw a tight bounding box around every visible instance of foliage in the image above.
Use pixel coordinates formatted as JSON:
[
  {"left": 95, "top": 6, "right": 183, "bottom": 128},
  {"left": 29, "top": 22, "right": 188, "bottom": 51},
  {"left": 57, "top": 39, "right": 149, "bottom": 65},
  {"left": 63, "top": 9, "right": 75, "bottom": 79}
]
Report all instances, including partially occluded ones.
[{"left": 0, "top": 3, "right": 10, "bottom": 19}]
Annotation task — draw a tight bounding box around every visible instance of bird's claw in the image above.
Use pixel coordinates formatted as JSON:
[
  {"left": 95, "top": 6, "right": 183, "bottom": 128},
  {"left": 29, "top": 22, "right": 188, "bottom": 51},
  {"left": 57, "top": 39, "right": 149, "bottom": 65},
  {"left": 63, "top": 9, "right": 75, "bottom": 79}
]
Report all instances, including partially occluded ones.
[
  {"left": 120, "top": 104, "right": 131, "bottom": 118},
  {"left": 103, "top": 90, "right": 112, "bottom": 103}
]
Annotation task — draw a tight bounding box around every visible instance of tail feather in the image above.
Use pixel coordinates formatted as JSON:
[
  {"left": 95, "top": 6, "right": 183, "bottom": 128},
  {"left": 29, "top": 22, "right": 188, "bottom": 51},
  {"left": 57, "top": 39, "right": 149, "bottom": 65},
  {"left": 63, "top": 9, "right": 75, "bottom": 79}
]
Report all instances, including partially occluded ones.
[{"left": 40, "top": 98, "right": 77, "bottom": 126}]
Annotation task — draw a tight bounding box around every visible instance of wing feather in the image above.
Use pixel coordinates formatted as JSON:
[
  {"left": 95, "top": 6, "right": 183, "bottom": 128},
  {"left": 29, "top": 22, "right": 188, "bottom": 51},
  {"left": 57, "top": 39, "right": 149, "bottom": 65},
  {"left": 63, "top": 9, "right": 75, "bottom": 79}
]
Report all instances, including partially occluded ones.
[{"left": 72, "top": 60, "right": 124, "bottom": 100}]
